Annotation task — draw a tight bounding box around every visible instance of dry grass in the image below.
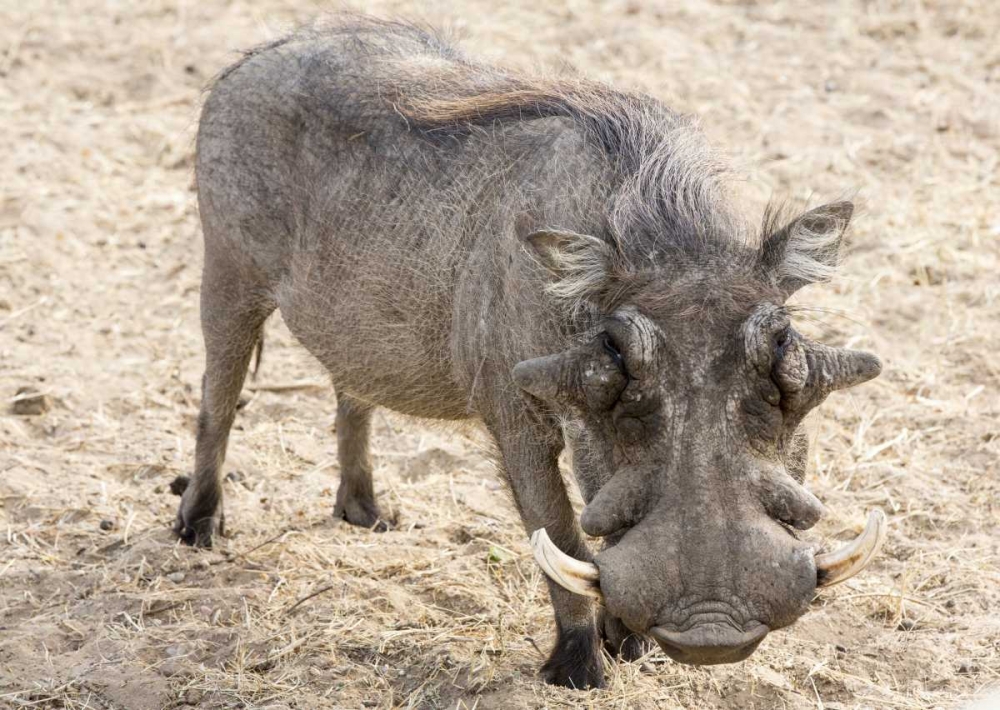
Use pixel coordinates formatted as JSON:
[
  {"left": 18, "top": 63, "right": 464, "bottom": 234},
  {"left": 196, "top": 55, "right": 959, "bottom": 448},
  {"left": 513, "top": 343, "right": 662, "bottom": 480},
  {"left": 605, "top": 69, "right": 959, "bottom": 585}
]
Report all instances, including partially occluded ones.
[{"left": 1, "top": 0, "right": 999, "bottom": 708}]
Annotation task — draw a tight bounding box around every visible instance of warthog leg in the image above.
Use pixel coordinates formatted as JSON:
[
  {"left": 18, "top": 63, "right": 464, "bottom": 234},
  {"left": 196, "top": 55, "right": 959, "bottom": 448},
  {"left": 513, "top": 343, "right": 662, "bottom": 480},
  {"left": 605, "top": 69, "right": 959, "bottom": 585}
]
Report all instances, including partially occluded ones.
[
  {"left": 175, "top": 252, "right": 273, "bottom": 548},
  {"left": 597, "top": 527, "right": 655, "bottom": 663},
  {"left": 333, "top": 393, "right": 390, "bottom": 531},
  {"left": 600, "top": 608, "right": 654, "bottom": 662},
  {"left": 488, "top": 418, "right": 604, "bottom": 689}
]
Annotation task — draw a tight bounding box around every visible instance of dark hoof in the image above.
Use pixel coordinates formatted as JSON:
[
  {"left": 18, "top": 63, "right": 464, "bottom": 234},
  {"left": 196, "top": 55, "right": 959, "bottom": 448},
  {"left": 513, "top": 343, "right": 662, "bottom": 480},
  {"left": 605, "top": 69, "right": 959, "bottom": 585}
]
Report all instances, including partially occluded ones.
[
  {"left": 616, "top": 633, "right": 655, "bottom": 663},
  {"left": 334, "top": 495, "right": 392, "bottom": 532},
  {"left": 601, "top": 613, "right": 655, "bottom": 662},
  {"left": 540, "top": 625, "right": 605, "bottom": 690},
  {"left": 173, "top": 512, "right": 223, "bottom": 547},
  {"left": 174, "top": 490, "right": 224, "bottom": 548}
]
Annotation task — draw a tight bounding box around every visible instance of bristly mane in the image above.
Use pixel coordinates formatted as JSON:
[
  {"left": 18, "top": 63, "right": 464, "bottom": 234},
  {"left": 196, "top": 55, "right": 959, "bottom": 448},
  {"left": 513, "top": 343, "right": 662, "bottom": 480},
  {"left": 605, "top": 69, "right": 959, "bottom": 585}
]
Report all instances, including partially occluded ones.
[
  {"left": 232, "top": 16, "right": 759, "bottom": 275},
  {"left": 235, "top": 17, "right": 827, "bottom": 309},
  {"left": 377, "top": 24, "right": 753, "bottom": 266}
]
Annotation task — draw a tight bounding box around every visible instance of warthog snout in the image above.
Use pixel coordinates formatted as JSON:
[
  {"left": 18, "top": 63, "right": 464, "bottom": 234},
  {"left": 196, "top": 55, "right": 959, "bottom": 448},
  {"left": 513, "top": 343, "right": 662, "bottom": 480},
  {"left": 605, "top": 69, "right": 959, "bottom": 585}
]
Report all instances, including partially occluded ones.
[
  {"left": 533, "top": 509, "right": 886, "bottom": 664},
  {"left": 648, "top": 623, "right": 769, "bottom": 665}
]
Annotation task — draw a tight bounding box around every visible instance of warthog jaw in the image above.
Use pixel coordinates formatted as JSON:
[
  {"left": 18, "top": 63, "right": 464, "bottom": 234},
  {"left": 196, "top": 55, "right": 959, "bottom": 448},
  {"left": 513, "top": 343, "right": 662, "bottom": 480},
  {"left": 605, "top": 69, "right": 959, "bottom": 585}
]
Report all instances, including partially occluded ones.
[{"left": 531, "top": 508, "right": 887, "bottom": 600}]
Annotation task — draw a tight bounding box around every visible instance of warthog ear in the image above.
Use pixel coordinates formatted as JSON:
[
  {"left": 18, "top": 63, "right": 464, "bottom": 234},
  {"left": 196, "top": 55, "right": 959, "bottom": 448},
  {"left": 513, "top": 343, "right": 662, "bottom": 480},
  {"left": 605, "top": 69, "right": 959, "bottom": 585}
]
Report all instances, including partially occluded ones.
[
  {"left": 523, "top": 228, "right": 614, "bottom": 301},
  {"left": 759, "top": 201, "right": 854, "bottom": 297}
]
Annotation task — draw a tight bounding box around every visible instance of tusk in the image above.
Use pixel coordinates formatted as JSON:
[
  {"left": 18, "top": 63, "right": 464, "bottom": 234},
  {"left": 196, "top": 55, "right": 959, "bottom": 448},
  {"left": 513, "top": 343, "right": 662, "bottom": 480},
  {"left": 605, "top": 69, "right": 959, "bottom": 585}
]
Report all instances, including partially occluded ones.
[
  {"left": 815, "top": 509, "right": 888, "bottom": 587},
  {"left": 529, "top": 528, "right": 603, "bottom": 602}
]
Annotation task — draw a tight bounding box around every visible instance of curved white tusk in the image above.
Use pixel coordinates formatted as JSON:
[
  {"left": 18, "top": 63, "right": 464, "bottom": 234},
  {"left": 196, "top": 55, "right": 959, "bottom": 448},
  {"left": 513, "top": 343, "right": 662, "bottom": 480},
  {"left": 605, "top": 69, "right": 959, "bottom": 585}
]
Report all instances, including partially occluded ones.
[
  {"left": 529, "top": 528, "right": 603, "bottom": 602},
  {"left": 815, "top": 509, "right": 888, "bottom": 587}
]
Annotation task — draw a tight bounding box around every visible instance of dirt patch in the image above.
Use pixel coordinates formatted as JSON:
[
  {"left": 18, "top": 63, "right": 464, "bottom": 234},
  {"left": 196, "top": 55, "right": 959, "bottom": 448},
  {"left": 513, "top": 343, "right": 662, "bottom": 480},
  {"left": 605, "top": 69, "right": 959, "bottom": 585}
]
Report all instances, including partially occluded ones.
[{"left": 1, "top": 0, "right": 998, "bottom": 708}]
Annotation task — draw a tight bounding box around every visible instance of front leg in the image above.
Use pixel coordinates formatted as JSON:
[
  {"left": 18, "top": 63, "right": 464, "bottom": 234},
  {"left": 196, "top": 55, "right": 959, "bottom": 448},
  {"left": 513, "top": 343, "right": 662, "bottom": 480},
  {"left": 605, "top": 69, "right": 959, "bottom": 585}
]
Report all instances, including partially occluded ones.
[
  {"left": 600, "top": 606, "right": 654, "bottom": 662},
  {"left": 591, "top": 532, "right": 654, "bottom": 662},
  {"left": 488, "top": 416, "right": 604, "bottom": 690}
]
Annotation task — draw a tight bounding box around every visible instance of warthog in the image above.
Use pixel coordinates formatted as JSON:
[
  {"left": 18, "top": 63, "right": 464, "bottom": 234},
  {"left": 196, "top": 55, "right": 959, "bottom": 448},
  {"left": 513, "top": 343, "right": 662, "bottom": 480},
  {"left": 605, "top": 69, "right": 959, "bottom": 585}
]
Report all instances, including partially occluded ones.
[{"left": 175, "top": 17, "right": 885, "bottom": 688}]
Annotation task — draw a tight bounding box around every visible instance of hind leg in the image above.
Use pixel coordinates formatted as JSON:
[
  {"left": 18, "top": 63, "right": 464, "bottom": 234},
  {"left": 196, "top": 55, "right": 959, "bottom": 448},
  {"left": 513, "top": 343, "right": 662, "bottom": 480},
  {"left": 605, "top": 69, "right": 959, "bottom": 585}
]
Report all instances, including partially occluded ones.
[
  {"left": 175, "top": 264, "right": 272, "bottom": 547},
  {"left": 333, "top": 393, "right": 390, "bottom": 531}
]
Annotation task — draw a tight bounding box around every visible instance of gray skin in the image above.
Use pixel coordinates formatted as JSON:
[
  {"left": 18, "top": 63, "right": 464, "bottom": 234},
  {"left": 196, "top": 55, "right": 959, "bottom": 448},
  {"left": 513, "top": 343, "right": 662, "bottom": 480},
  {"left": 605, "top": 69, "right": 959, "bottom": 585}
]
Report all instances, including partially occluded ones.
[{"left": 175, "top": 18, "right": 882, "bottom": 689}]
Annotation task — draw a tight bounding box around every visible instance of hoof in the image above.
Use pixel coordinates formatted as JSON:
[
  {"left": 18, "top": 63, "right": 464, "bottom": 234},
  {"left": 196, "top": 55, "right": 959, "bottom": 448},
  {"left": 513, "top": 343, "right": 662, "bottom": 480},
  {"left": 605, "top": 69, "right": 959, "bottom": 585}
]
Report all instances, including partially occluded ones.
[
  {"left": 174, "top": 486, "right": 223, "bottom": 547},
  {"left": 540, "top": 624, "right": 605, "bottom": 690},
  {"left": 173, "top": 511, "right": 223, "bottom": 548},
  {"left": 601, "top": 612, "right": 655, "bottom": 661},
  {"left": 334, "top": 494, "right": 391, "bottom": 532}
]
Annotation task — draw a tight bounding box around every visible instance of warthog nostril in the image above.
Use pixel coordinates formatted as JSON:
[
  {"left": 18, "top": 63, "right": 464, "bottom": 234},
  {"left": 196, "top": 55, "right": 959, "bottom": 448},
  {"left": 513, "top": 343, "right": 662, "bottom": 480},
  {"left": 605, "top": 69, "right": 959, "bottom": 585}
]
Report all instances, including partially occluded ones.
[{"left": 649, "top": 623, "right": 769, "bottom": 665}]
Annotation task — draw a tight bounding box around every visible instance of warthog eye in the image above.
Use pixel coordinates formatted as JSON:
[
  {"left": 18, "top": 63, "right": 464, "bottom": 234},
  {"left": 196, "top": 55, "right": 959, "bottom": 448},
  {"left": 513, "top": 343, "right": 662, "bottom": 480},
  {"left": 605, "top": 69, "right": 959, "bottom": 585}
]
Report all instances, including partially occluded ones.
[
  {"left": 774, "top": 326, "right": 792, "bottom": 359},
  {"left": 762, "top": 325, "right": 793, "bottom": 408},
  {"left": 601, "top": 332, "right": 629, "bottom": 378}
]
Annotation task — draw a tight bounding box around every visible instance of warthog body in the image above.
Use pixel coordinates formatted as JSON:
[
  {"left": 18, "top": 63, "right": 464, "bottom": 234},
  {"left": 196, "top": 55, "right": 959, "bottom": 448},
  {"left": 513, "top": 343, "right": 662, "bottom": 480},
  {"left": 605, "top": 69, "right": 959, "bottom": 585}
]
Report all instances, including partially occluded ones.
[{"left": 176, "top": 17, "right": 883, "bottom": 688}]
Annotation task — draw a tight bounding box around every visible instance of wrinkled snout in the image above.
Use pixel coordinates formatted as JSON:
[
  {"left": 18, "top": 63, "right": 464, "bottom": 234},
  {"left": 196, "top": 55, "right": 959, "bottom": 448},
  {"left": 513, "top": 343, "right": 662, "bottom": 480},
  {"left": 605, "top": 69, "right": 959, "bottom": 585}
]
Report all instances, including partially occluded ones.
[
  {"left": 531, "top": 506, "right": 886, "bottom": 666},
  {"left": 591, "top": 509, "right": 822, "bottom": 655},
  {"left": 649, "top": 622, "right": 769, "bottom": 665}
]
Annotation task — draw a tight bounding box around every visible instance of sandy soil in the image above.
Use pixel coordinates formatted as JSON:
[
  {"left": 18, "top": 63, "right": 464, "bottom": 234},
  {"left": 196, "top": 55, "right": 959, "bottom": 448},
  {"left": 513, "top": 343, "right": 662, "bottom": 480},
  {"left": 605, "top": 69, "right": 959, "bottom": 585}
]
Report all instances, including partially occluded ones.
[{"left": 2, "top": 1, "right": 999, "bottom": 708}]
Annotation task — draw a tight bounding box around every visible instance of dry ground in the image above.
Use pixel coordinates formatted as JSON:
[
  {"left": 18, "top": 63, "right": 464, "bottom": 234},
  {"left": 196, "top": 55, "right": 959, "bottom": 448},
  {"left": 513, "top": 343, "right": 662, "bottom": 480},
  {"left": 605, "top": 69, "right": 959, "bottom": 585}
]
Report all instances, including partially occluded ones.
[{"left": 2, "top": 0, "right": 999, "bottom": 708}]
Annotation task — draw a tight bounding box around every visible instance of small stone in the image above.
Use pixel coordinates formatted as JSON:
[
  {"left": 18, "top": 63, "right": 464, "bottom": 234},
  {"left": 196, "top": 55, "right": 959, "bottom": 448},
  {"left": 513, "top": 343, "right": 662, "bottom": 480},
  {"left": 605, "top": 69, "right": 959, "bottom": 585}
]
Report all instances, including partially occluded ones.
[
  {"left": 12, "top": 387, "right": 51, "bottom": 416},
  {"left": 185, "top": 691, "right": 204, "bottom": 704},
  {"left": 166, "top": 571, "right": 186, "bottom": 584},
  {"left": 99, "top": 519, "right": 114, "bottom": 531},
  {"left": 896, "top": 618, "right": 917, "bottom": 631}
]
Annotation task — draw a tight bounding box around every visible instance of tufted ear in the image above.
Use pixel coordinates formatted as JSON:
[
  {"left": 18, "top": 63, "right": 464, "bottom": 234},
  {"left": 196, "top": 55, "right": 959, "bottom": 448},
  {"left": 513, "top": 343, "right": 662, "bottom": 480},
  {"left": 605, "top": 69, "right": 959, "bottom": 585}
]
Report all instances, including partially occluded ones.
[
  {"left": 759, "top": 201, "right": 854, "bottom": 297},
  {"left": 523, "top": 228, "right": 614, "bottom": 301}
]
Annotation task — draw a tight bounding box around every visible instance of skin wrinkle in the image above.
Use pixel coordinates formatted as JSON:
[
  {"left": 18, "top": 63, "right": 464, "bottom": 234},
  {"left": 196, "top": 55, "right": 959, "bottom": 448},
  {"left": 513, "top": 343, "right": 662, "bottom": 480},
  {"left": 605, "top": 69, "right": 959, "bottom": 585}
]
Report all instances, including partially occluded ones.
[
  {"left": 670, "top": 602, "right": 757, "bottom": 632},
  {"left": 177, "top": 16, "right": 883, "bottom": 682}
]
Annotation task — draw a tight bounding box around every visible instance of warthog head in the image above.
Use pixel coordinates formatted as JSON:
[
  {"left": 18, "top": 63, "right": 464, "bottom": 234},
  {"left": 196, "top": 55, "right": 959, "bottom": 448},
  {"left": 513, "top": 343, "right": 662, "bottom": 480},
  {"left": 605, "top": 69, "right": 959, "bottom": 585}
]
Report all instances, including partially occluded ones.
[{"left": 516, "top": 201, "right": 885, "bottom": 665}]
